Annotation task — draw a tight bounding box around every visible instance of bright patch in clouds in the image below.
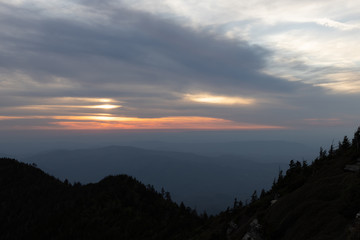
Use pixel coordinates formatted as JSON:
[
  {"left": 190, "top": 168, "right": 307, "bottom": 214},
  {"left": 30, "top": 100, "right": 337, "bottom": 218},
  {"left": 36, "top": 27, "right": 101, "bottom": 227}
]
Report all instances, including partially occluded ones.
[
  {"left": 16, "top": 97, "right": 122, "bottom": 111},
  {"left": 315, "top": 81, "right": 360, "bottom": 94},
  {"left": 0, "top": 96, "right": 281, "bottom": 130},
  {"left": 88, "top": 104, "right": 120, "bottom": 109},
  {"left": 185, "top": 94, "right": 254, "bottom": 105}
]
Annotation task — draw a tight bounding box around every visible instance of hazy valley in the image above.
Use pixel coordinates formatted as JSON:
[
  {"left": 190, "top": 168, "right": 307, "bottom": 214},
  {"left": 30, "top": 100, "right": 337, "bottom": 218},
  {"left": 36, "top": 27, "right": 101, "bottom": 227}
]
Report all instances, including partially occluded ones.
[
  {"left": 2, "top": 128, "right": 360, "bottom": 239},
  {"left": 21, "top": 144, "right": 293, "bottom": 214}
]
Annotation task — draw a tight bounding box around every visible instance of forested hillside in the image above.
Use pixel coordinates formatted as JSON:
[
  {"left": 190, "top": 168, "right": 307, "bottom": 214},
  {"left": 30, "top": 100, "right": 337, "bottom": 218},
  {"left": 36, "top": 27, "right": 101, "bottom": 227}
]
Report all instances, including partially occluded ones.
[
  {"left": 2, "top": 128, "right": 360, "bottom": 239},
  {"left": 0, "top": 158, "right": 206, "bottom": 240},
  {"left": 192, "top": 128, "right": 360, "bottom": 239}
]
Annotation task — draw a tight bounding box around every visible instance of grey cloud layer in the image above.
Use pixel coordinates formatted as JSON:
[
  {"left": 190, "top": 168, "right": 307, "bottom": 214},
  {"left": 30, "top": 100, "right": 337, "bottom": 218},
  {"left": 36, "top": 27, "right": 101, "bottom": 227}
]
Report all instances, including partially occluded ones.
[
  {"left": 1, "top": 1, "right": 358, "bottom": 127},
  {"left": 0, "top": 2, "right": 302, "bottom": 96}
]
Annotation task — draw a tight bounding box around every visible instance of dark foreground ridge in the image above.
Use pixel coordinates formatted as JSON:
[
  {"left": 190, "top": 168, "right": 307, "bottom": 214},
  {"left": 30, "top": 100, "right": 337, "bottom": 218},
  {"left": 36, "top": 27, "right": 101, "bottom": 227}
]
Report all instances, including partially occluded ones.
[
  {"left": 0, "top": 158, "right": 205, "bottom": 240},
  {"left": 2, "top": 127, "right": 360, "bottom": 239},
  {"left": 197, "top": 127, "right": 360, "bottom": 240}
]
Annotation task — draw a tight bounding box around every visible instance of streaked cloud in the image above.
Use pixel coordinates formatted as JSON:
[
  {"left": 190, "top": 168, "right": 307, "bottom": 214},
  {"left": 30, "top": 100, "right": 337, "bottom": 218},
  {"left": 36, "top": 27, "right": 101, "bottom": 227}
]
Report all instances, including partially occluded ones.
[
  {"left": 53, "top": 97, "right": 114, "bottom": 103},
  {"left": 13, "top": 104, "right": 121, "bottom": 110},
  {"left": 124, "top": 0, "right": 360, "bottom": 94},
  {"left": 0, "top": 0, "right": 359, "bottom": 132},
  {"left": 185, "top": 93, "right": 255, "bottom": 105},
  {"left": 304, "top": 118, "right": 344, "bottom": 127},
  {"left": 315, "top": 18, "right": 360, "bottom": 31}
]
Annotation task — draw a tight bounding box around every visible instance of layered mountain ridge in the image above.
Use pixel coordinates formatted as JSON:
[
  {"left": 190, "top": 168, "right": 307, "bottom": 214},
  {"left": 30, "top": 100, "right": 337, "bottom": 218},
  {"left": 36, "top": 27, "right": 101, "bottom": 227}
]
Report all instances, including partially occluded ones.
[{"left": 2, "top": 128, "right": 360, "bottom": 239}]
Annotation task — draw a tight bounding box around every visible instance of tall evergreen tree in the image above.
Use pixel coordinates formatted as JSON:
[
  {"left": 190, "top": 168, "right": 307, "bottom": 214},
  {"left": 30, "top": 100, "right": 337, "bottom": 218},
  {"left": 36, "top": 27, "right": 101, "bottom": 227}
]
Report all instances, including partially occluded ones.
[{"left": 342, "top": 136, "right": 351, "bottom": 149}]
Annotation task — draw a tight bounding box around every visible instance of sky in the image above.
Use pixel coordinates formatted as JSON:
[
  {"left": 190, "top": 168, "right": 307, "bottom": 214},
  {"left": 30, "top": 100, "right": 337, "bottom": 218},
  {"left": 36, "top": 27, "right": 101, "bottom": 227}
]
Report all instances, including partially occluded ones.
[{"left": 1, "top": 0, "right": 360, "bottom": 147}]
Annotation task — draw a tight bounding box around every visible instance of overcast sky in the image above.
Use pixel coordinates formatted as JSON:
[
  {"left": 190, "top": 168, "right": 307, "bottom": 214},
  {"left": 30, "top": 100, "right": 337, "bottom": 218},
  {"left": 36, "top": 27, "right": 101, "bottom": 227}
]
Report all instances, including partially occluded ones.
[{"left": 1, "top": 0, "right": 359, "bottom": 136}]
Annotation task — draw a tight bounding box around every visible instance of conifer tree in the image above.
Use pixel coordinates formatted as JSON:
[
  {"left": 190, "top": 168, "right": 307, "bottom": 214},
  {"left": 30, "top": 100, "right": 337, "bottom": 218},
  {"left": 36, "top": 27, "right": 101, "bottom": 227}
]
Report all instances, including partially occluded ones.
[
  {"left": 342, "top": 136, "right": 351, "bottom": 149},
  {"left": 260, "top": 189, "right": 266, "bottom": 199},
  {"left": 352, "top": 127, "right": 360, "bottom": 151},
  {"left": 233, "top": 198, "right": 238, "bottom": 209},
  {"left": 251, "top": 190, "right": 258, "bottom": 203},
  {"left": 329, "top": 144, "right": 334, "bottom": 157}
]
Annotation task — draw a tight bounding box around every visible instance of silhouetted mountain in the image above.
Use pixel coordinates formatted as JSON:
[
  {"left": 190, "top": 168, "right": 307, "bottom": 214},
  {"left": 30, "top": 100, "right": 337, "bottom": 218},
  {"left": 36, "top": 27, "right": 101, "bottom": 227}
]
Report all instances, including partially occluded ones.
[
  {"left": 191, "top": 128, "right": 360, "bottom": 239},
  {"left": 23, "top": 146, "right": 287, "bottom": 214},
  {"left": 0, "top": 158, "right": 205, "bottom": 240}
]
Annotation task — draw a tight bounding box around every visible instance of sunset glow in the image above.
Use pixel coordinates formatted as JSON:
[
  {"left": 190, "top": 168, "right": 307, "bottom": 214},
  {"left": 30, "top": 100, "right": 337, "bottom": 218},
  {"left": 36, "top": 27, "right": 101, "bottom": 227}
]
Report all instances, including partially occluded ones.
[
  {"left": 185, "top": 94, "right": 255, "bottom": 105},
  {"left": 51, "top": 116, "right": 284, "bottom": 130},
  {"left": 12, "top": 98, "right": 122, "bottom": 111},
  {"left": 0, "top": 115, "right": 285, "bottom": 130},
  {"left": 87, "top": 104, "right": 121, "bottom": 109},
  {"left": 1, "top": 0, "right": 359, "bottom": 134}
]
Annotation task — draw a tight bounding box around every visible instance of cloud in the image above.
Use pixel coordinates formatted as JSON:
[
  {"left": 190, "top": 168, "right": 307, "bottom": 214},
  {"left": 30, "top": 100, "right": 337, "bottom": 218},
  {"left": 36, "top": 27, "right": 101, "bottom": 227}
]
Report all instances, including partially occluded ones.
[
  {"left": 0, "top": 115, "right": 285, "bottom": 130},
  {"left": 122, "top": 0, "right": 360, "bottom": 95},
  {"left": 184, "top": 93, "right": 255, "bottom": 105},
  {"left": 0, "top": 1, "right": 360, "bottom": 131},
  {"left": 315, "top": 18, "right": 360, "bottom": 31},
  {"left": 0, "top": 1, "right": 301, "bottom": 95},
  {"left": 304, "top": 118, "right": 344, "bottom": 127}
]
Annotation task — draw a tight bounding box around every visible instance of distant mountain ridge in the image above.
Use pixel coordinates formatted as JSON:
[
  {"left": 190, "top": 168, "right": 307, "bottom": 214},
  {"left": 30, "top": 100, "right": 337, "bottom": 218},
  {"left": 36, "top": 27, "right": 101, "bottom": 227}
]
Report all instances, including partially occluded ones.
[
  {"left": 24, "top": 146, "right": 287, "bottom": 214},
  {"left": 3, "top": 128, "right": 360, "bottom": 239},
  {"left": 125, "top": 140, "right": 317, "bottom": 161}
]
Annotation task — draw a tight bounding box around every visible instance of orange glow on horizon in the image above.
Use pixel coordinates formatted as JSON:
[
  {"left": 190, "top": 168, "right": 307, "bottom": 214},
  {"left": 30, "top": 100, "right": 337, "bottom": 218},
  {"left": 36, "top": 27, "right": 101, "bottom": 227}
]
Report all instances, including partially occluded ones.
[
  {"left": 50, "top": 116, "right": 284, "bottom": 130},
  {"left": 0, "top": 115, "right": 285, "bottom": 130}
]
